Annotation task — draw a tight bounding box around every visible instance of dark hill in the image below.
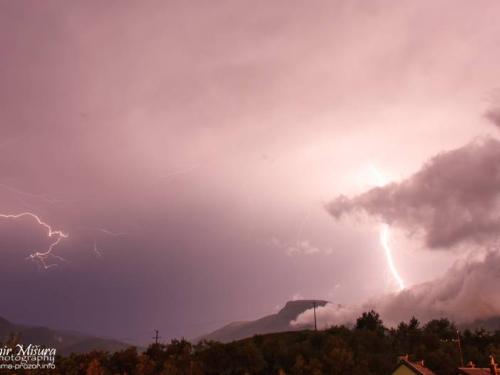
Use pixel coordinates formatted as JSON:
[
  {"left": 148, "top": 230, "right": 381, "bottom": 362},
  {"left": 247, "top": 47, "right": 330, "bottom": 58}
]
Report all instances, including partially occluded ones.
[
  {"left": 0, "top": 314, "right": 135, "bottom": 355},
  {"left": 198, "top": 300, "right": 328, "bottom": 343}
]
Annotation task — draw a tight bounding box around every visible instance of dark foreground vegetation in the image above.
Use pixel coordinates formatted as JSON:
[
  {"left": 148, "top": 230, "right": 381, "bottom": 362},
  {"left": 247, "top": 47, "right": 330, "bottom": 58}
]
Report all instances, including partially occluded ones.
[{"left": 2, "top": 311, "right": 500, "bottom": 375}]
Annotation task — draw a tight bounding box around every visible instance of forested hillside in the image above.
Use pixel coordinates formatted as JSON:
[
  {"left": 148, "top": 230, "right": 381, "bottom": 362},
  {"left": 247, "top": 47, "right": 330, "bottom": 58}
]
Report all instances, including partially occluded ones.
[{"left": 3, "top": 311, "right": 500, "bottom": 375}]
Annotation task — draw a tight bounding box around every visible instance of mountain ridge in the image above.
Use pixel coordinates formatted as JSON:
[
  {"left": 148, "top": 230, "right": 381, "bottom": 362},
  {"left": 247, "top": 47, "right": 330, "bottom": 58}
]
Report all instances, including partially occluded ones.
[
  {"left": 197, "top": 300, "right": 329, "bottom": 343},
  {"left": 0, "top": 315, "right": 139, "bottom": 355}
]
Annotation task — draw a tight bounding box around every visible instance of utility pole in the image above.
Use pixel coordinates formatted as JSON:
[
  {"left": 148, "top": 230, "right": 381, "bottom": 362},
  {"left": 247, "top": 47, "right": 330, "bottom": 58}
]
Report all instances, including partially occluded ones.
[
  {"left": 153, "top": 330, "right": 161, "bottom": 345},
  {"left": 457, "top": 330, "right": 464, "bottom": 367},
  {"left": 313, "top": 302, "right": 317, "bottom": 331}
]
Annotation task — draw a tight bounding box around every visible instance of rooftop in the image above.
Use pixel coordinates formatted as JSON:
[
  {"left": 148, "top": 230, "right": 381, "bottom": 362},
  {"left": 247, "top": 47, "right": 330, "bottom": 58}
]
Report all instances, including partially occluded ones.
[
  {"left": 458, "top": 369, "right": 493, "bottom": 375},
  {"left": 392, "top": 358, "right": 437, "bottom": 375}
]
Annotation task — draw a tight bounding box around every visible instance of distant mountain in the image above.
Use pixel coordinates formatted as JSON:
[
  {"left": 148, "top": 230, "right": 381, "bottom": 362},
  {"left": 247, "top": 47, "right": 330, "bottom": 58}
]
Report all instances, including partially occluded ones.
[
  {"left": 0, "top": 315, "right": 138, "bottom": 355},
  {"left": 198, "top": 300, "right": 329, "bottom": 343}
]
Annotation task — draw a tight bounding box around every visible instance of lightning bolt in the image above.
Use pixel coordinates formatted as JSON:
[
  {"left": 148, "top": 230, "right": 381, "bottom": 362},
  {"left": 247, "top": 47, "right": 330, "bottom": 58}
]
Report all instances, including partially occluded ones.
[
  {"left": 296, "top": 207, "right": 311, "bottom": 247},
  {"left": 0, "top": 212, "right": 68, "bottom": 269},
  {"left": 91, "top": 228, "right": 127, "bottom": 257},
  {"left": 71, "top": 227, "right": 127, "bottom": 258},
  {"left": 370, "top": 164, "right": 405, "bottom": 292},
  {"left": 96, "top": 228, "right": 127, "bottom": 236},
  {"left": 158, "top": 163, "right": 203, "bottom": 182},
  {"left": 0, "top": 211, "right": 128, "bottom": 267},
  {"left": 93, "top": 237, "right": 102, "bottom": 258},
  {"left": 380, "top": 224, "right": 405, "bottom": 291},
  {"left": 0, "top": 183, "right": 67, "bottom": 206}
]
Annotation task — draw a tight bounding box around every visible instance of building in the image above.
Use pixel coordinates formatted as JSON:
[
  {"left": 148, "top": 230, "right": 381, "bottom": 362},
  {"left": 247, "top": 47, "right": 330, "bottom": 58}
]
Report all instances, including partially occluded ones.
[
  {"left": 390, "top": 355, "right": 499, "bottom": 375},
  {"left": 457, "top": 356, "right": 498, "bottom": 375},
  {"left": 391, "top": 356, "right": 437, "bottom": 375}
]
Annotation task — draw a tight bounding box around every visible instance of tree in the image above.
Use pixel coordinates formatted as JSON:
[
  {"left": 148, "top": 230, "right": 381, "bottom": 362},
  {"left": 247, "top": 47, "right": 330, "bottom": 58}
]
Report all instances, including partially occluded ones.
[
  {"left": 323, "top": 347, "right": 355, "bottom": 375},
  {"left": 136, "top": 354, "right": 157, "bottom": 375},
  {"left": 409, "top": 316, "right": 420, "bottom": 330},
  {"left": 292, "top": 355, "right": 307, "bottom": 375},
  {"left": 162, "top": 339, "right": 196, "bottom": 375},
  {"left": 232, "top": 342, "right": 266, "bottom": 375},
  {"left": 15, "top": 315, "right": 500, "bottom": 375},
  {"left": 194, "top": 340, "right": 231, "bottom": 375},
  {"left": 355, "top": 311, "right": 385, "bottom": 332},
  {"left": 110, "top": 346, "right": 139, "bottom": 374},
  {"left": 423, "top": 318, "right": 456, "bottom": 341},
  {"left": 86, "top": 359, "right": 107, "bottom": 375}
]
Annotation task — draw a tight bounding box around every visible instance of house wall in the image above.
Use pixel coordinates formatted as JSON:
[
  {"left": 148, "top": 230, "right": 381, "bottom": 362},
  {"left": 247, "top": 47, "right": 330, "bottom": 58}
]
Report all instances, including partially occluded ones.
[{"left": 393, "top": 364, "right": 419, "bottom": 375}]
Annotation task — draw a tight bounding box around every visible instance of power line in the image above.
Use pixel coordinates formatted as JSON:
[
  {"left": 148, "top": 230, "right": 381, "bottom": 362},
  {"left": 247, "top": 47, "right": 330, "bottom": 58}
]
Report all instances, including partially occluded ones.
[
  {"left": 457, "top": 330, "right": 464, "bottom": 368},
  {"left": 313, "top": 302, "right": 317, "bottom": 331},
  {"left": 153, "top": 330, "right": 161, "bottom": 345}
]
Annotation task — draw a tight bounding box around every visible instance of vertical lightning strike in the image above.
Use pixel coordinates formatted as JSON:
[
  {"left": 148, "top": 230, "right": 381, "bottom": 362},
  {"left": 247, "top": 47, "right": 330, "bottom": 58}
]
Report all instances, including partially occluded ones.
[
  {"left": 296, "top": 208, "right": 311, "bottom": 247},
  {"left": 380, "top": 224, "right": 405, "bottom": 291},
  {"left": 369, "top": 163, "right": 386, "bottom": 187},
  {"left": 0, "top": 212, "right": 68, "bottom": 269},
  {"left": 369, "top": 164, "right": 405, "bottom": 292}
]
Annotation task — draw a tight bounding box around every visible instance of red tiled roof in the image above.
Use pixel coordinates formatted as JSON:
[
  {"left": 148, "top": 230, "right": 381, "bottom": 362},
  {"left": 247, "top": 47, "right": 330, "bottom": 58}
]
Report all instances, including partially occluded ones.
[
  {"left": 458, "top": 368, "right": 492, "bottom": 375},
  {"left": 407, "top": 361, "right": 438, "bottom": 375},
  {"left": 393, "top": 360, "right": 438, "bottom": 375}
]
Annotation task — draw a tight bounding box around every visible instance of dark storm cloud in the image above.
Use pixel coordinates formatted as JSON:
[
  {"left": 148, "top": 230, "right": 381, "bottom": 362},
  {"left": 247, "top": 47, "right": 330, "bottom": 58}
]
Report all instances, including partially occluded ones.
[
  {"left": 327, "top": 137, "right": 500, "bottom": 249},
  {"left": 294, "top": 249, "right": 500, "bottom": 326},
  {"left": 368, "top": 250, "right": 500, "bottom": 324},
  {"left": 486, "top": 107, "right": 500, "bottom": 129}
]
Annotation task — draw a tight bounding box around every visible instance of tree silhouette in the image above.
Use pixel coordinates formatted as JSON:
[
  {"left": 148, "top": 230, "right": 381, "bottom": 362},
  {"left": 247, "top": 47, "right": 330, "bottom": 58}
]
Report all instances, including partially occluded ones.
[
  {"left": 355, "top": 310, "right": 385, "bottom": 332},
  {"left": 13, "top": 312, "right": 500, "bottom": 375}
]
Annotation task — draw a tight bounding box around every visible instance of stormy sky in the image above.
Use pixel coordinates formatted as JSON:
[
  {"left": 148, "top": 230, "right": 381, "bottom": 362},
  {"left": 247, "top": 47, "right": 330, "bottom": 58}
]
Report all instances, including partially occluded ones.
[{"left": 1, "top": 1, "right": 500, "bottom": 343}]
